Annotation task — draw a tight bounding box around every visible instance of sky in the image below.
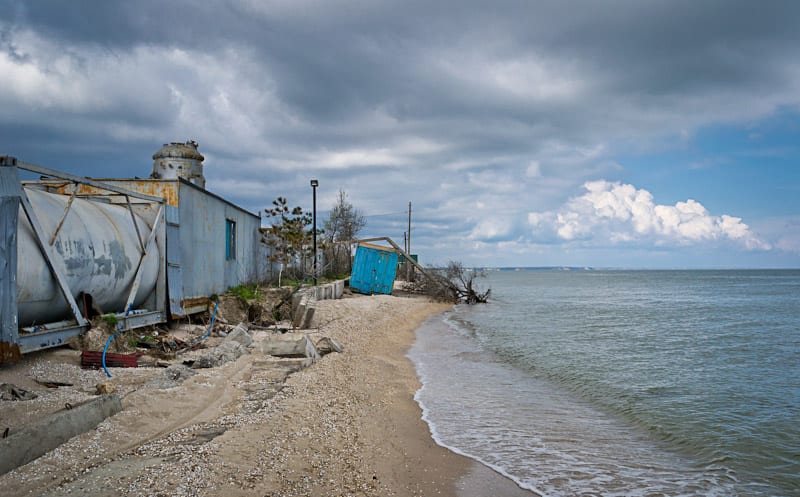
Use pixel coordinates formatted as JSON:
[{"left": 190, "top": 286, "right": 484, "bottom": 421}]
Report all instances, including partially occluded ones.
[{"left": 1, "top": 0, "right": 799, "bottom": 268}]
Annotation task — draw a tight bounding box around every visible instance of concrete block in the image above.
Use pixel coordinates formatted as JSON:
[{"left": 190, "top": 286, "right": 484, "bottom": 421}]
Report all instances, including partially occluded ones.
[
  {"left": 226, "top": 323, "right": 253, "bottom": 347},
  {"left": 302, "top": 305, "right": 316, "bottom": 329},
  {"left": 315, "top": 336, "right": 344, "bottom": 355},
  {"left": 0, "top": 394, "right": 123, "bottom": 476},
  {"left": 292, "top": 295, "right": 310, "bottom": 328},
  {"left": 291, "top": 291, "right": 305, "bottom": 314},
  {"left": 253, "top": 333, "right": 320, "bottom": 360}
]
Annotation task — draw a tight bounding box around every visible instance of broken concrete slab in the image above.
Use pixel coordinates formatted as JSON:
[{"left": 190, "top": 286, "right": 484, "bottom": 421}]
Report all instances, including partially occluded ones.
[
  {"left": 264, "top": 357, "right": 315, "bottom": 373},
  {"left": 225, "top": 323, "right": 253, "bottom": 347},
  {"left": 315, "top": 337, "right": 344, "bottom": 355},
  {"left": 0, "top": 394, "right": 123, "bottom": 476},
  {"left": 252, "top": 333, "right": 321, "bottom": 360},
  {"left": 146, "top": 364, "right": 197, "bottom": 389},
  {"left": 301, "top": 304, "right": 315, "bottom": 329},
  {"left": 292, "top": 294, "right": 311, "bottom": 328},
  {"left": 191, "top": 341, "right": 247, "bottom": 369},
  {"left": 291, "top": 291, "right": 305, "bottom": 316}
]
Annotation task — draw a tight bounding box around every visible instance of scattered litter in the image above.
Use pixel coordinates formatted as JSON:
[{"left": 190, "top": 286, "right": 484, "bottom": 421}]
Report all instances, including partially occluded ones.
[
  {"left": 0, "top": 383, "right": 38, "bottom": 401},
  {"left": 33, "top": 379, "right": 74, "bottom": 388}
]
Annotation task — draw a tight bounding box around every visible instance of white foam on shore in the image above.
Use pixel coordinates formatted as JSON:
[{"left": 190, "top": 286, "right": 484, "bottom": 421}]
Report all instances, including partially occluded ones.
[
  {"left": 413, "top": 381, "right": 545, "bottom": 496},
  {"left": 408, "top": 311, "right": 738, "bottom": 497}
]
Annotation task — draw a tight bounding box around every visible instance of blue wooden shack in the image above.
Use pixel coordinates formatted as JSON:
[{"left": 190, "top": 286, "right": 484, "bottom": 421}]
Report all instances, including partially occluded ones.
[{"left": 350, "top": 243, "right": 398, "bottom": 295}]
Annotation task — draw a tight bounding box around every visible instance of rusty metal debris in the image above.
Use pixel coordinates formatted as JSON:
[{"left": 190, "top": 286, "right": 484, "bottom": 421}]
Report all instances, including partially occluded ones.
[
  {"left": 0, "top": 342, "right": 22, "bottom": 364},
  {"left": 33, "top": 379, "right": 74, "bottom": 388},
  {"left": 80, "top": 350, "right": 140, "bottom": 369}
]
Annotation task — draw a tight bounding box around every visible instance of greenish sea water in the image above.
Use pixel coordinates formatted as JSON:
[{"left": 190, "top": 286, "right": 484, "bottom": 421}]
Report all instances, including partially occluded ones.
[{"left": 410, "top": 270, "right": 799, "bottom": 496}]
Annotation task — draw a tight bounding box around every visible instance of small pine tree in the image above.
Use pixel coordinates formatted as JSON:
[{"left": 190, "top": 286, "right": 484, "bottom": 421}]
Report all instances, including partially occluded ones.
[{"left": 263, "top": 197, "right": 314, "bottom": 282}]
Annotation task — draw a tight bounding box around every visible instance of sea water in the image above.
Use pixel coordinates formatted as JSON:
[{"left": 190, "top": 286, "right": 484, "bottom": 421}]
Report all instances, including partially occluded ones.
[{"left": 409, "top": 270, "right": 800, "bottom": 497}]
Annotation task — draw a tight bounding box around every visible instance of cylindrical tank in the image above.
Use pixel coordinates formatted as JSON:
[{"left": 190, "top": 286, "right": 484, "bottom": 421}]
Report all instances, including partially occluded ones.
[
  {"left": 151, "top": 140, "right": 205, "bottom": 188},
  {"left": 17, "top": 188, "right": 161, "bottom": 326}
]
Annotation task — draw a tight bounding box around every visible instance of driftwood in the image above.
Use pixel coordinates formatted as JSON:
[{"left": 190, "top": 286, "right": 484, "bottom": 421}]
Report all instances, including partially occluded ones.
[{"left": 411, "top": 261, "right": 490, "bottom": 304}]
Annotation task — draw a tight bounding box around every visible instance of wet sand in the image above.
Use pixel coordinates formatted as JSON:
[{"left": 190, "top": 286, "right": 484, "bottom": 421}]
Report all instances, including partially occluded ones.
[{"left": 0, "top": 293, "right": 535, "bottom": 496}]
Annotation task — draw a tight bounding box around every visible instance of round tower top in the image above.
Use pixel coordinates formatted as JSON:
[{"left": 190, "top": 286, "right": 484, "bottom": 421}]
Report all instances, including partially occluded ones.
[{"left": 152, "top": 141, "right": 204, "bottom": 161}]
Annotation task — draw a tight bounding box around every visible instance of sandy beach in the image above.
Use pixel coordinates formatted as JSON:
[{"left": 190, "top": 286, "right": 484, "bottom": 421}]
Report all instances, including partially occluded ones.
[{"left": 0, "top": 293, "right": 534, "bottom": 497}]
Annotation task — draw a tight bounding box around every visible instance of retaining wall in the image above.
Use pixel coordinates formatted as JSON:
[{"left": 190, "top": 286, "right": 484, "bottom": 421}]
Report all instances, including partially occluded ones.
[{"left": 292, "top": 279, "right": 346, "bottom": 329}]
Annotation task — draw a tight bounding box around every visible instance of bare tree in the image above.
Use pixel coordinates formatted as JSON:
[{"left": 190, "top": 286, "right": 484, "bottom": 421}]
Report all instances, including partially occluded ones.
[
  {"left": 419, "top": 261, "right": 491, "bottom": 304},
  {"left": 322, "top": 189, "right": 366, "bottom": 275}
]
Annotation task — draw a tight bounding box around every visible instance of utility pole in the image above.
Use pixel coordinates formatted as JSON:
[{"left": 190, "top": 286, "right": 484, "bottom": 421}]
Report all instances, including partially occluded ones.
[{"left": 407, "top": 201, "right": 412, "bottom": 281}]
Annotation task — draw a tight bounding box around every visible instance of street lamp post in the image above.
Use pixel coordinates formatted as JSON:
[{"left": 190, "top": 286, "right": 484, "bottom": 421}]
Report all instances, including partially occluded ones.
[{"left": 310, "top": 179, "right": 318, "bottom": 286}]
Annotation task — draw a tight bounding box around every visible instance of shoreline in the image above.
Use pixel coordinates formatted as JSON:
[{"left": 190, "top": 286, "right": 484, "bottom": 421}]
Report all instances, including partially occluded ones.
[
  {"left": 0, "top": 293, "right": 535, "bottom": 496},
  {"left": 302, "top": 294, "right": 536, "bottom": 497}
]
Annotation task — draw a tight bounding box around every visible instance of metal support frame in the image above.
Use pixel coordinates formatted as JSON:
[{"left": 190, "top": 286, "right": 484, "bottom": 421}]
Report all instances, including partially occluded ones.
[
  {"left": 18, "top": 320, "right": 88, "bottom": 354},
  {"left": 49, "top": 189, "right": 76, "bottom": 246},
  {"left": 16, "top": 160, "right": 164, "bottom": 203},
  {"left": 17, "top": 178, "right": 89, "bottom": 329},
  {"left": 0, "top": 156, "right": 169, "bottom": 360},
  {"left": 113, "top": 310, "right": 164, "bottom": 332},
  {"left": 0, "top": 160, "right": 22, "bottom": 361},
  {"left": 126, "top": 194, "right": 147, "bottom": 252},
  {"left": 122, "top": 203, "right": 164, "bottom": 315}
]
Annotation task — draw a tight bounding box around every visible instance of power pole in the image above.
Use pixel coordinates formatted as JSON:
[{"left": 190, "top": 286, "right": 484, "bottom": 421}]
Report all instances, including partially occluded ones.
[{"left": 407, "top": 201, "right": 412, "bottom": 281}]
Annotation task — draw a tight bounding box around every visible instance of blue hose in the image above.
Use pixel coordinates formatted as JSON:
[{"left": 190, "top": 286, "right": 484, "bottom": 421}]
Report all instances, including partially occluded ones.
[
  {"left": 101, "top": 333, "right": 117, "bottom": 378},
  {"left": 201, "top": 301, "right": 219, "bottom": 341}
]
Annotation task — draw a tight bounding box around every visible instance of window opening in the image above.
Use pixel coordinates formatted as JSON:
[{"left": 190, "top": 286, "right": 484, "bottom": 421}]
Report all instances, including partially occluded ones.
[{"left": 225, "top": 219, "right": 236, "bottom": 260}]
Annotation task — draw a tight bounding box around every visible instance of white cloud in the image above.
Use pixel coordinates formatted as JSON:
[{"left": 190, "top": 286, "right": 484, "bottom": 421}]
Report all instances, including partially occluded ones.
[
  {"left": 526, "top": 160, "right": 541, "bottom": 177},
  {"left": 529, "top": 180, "right": 771, "bottom": 250},
  {"left": 469, "top": 217, "right": 513, "bottom": 242}
]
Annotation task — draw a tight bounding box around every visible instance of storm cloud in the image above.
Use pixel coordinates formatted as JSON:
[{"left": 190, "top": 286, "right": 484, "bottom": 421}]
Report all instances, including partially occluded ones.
[{"left": 2, "top": 0, "right": 799, "bottom": 266}]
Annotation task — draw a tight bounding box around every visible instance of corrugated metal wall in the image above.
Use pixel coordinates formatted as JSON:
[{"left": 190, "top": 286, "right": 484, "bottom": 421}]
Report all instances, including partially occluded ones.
[
  {"left": 72, "top": 178, "right": 266, "bottom": 311},
  {"left": 176, "top": 180, "right": 261, "bottom": 299}
]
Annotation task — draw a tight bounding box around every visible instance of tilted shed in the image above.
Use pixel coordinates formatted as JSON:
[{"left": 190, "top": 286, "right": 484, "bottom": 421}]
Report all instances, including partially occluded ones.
[{"left": 350, "top": 243, "right": 398, "bottom": 295}]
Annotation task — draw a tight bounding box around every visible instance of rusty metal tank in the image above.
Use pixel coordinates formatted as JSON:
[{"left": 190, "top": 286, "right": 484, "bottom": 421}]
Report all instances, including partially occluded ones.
[
  {"left": 151, "top": 140, "right": 205, "bottom": 188},
  {"left": 17, "top": 188, "right": 161, "bottom": 326}
]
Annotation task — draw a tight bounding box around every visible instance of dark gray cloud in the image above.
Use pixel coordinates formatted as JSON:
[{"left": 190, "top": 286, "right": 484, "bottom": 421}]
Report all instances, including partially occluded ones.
[{"left": 1, "top": 0, "right": 799, "bottom": 266}]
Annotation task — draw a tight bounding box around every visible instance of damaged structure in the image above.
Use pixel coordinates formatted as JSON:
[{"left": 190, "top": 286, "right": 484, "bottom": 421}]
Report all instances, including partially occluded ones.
[
  {"left": 349, "top": 242, "right": 399, "bottom": 295},
  {"left": 0, "top": 142, "right": 266, "bottom": 363}
]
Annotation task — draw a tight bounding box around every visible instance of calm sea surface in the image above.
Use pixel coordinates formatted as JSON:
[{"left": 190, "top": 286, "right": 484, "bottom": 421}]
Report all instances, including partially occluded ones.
[{"left": 409, "top": 270, "right": 800, "bottom": 497}]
